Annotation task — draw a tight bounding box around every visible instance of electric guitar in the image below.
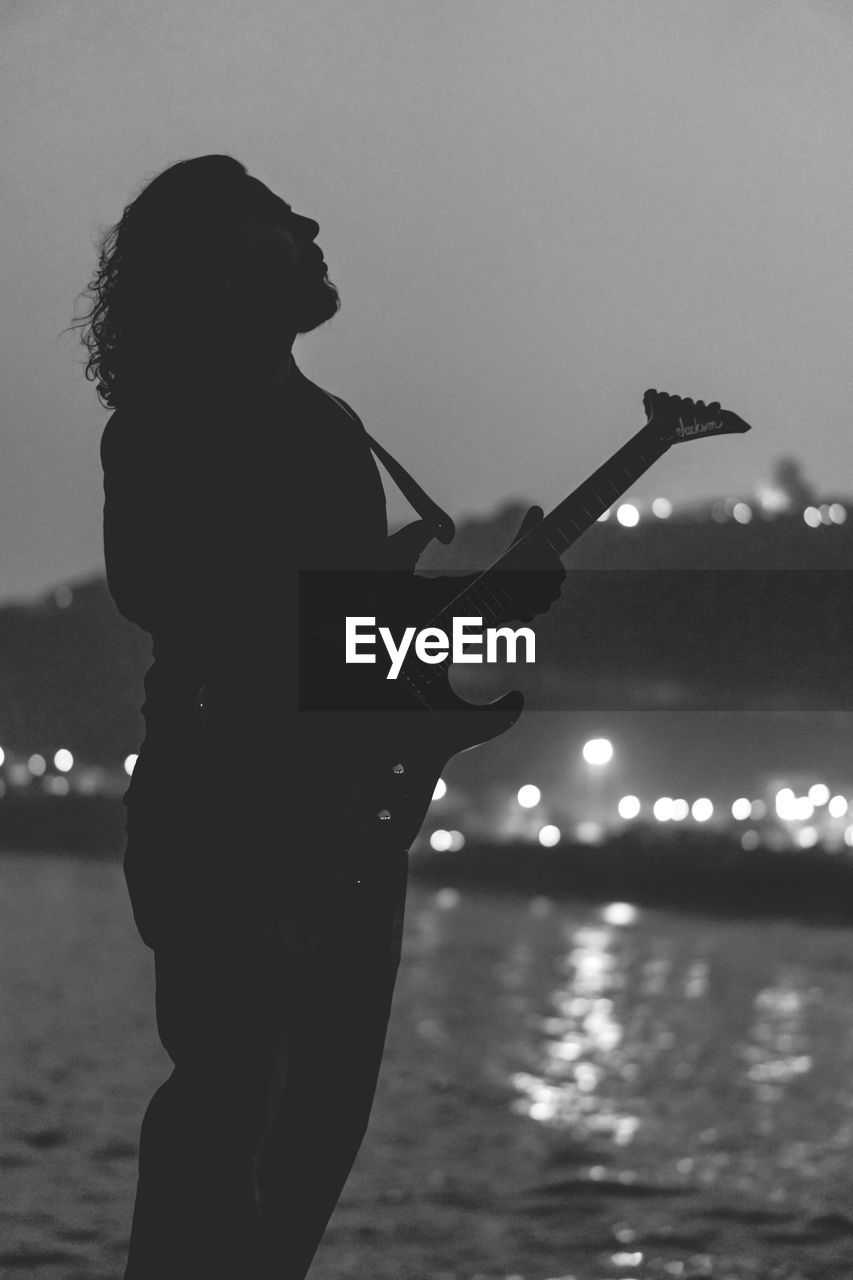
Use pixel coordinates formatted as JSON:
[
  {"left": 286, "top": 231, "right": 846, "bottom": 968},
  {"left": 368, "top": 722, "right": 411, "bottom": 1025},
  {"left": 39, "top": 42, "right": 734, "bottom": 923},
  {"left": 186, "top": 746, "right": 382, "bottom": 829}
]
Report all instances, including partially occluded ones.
[{"left": 194, "top": 389, "right": 751, "bottom": 882}]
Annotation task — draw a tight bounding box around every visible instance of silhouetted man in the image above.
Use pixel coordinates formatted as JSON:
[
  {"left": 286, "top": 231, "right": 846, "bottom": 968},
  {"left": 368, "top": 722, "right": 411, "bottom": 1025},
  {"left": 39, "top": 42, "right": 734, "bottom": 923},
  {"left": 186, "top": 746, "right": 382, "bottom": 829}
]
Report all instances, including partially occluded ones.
[{"left": 83, "top": 155, "right": 563, "bottom": 1279}]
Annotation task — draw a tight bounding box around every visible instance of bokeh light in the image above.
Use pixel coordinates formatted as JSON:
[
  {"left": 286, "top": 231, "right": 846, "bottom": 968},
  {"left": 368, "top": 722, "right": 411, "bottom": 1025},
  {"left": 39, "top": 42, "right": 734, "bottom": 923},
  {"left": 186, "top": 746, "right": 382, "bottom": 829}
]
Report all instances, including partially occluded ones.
[
  {"left": 602, "top": 902, "right": 638, "bottom": 926},
  {"left": 775, "top": 788, "right": 813, "bottom": 822},
  {"left": 517, "top": 784, "right": 541, "bottom": 808},
  {"left": 582, "top": 738, "right": 613, "bottom": 765},
  {"left": 576, "top": 820, "right": 605, "bottom": 844}
]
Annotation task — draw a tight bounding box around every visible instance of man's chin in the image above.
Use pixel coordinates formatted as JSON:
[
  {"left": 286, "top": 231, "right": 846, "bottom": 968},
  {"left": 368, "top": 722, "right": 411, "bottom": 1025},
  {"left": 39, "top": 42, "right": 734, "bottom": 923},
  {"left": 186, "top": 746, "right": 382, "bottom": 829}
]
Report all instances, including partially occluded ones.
[{"left": 295, "top": 278, "right": 341, "bottom": 334}]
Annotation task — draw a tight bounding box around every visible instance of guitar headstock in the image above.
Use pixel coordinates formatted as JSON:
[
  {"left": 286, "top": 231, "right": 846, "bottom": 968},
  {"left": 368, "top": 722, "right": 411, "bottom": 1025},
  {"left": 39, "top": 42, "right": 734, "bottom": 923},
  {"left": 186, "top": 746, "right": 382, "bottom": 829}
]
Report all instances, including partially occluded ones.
[{"left": 643, "top": 389, "right": 752, "bottom": 446}]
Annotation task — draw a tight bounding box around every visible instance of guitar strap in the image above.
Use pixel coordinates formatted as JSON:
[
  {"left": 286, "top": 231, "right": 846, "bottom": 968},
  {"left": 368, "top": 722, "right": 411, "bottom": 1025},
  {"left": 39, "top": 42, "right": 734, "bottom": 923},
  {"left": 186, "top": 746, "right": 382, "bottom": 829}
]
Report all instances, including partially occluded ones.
[{"left": 324, "top": 390, "right": 456, "bottom": 545}]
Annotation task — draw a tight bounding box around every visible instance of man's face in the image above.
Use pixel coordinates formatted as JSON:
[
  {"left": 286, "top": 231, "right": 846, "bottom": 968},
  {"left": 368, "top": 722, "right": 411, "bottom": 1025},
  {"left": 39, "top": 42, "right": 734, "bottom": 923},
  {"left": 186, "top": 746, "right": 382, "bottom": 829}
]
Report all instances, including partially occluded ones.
[{"left": 236, "top": 200, "right": 340, "bottom": 338}]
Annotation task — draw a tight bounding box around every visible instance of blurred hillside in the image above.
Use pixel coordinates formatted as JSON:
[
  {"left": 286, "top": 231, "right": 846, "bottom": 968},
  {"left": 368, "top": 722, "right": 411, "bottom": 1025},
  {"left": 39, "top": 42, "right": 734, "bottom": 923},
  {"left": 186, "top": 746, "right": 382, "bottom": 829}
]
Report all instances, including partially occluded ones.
[{"left": 0, "top": 490, "right": 850, "bottom": 768}]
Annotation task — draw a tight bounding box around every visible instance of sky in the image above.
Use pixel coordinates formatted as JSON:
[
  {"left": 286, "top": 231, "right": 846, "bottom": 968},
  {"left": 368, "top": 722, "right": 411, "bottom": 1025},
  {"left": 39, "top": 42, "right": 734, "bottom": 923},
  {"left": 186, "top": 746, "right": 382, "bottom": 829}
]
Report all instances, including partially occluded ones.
[{"left": 1, "top": 0, "right": 851, "bottom": 604}]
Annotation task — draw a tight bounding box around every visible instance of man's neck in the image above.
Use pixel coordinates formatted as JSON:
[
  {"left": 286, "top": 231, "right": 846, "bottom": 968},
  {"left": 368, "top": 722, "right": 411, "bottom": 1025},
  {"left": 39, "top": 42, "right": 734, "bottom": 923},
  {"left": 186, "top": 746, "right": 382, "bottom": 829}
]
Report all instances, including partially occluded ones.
[{"left": 271, "top": 342, "right": 297, "bottom": 387}]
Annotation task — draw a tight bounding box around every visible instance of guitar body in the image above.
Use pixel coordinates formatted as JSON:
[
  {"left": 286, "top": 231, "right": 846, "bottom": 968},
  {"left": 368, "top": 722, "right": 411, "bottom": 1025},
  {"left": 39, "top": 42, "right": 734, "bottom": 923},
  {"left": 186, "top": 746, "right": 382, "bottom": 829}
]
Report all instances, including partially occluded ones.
[
  {"left": 194, "top": 390, "right": 751, "bottom": 883},
  {"left": 196, "top": 517, "right": 524, "bottom": 881}
]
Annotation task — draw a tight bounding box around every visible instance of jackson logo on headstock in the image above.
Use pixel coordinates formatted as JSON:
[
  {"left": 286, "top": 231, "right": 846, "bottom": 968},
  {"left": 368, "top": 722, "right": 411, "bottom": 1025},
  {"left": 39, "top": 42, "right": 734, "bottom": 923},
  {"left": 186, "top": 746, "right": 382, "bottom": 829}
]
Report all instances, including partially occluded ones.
[{"left": 675, "top": 416, "right": 724, "bottom": 439}]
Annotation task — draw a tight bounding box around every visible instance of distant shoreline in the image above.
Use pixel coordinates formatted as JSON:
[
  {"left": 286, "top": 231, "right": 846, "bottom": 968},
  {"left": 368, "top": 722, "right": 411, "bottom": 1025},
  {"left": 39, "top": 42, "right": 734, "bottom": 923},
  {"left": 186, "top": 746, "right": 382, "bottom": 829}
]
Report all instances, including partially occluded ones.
[{"left": 3, "top": 794, "right": 853, "bottom": 925}]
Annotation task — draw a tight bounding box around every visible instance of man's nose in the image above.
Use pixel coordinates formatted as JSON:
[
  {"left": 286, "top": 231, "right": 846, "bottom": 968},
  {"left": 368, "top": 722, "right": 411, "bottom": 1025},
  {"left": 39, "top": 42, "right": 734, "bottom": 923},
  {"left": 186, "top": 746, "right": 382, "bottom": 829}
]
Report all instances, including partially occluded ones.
[{"left": 293, "top": 213, "right": 320, "bottom": 241}]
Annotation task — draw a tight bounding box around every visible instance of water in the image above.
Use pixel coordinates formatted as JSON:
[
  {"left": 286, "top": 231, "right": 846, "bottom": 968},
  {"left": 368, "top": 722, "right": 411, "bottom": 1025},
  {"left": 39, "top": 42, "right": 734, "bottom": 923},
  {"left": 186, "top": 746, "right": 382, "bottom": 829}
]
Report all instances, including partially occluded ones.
[{"left": 2, "top": 855, "right": 853, "bottom": 1279}]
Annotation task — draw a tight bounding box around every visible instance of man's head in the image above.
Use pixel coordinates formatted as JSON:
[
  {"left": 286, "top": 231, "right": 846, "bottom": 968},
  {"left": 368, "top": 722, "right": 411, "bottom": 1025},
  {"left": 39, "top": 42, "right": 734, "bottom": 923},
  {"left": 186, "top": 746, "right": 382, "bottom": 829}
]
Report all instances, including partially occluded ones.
[{"left": 77, "top": 155, "right": 340, "bottom": 408}]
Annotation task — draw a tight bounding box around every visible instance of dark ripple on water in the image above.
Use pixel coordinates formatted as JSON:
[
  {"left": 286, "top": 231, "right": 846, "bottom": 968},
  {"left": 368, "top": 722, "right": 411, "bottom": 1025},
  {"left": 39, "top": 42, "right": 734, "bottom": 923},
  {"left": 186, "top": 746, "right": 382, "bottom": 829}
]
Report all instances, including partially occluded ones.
[{"left": 3, "top": 856, "right": 853, "bottom": 1279}]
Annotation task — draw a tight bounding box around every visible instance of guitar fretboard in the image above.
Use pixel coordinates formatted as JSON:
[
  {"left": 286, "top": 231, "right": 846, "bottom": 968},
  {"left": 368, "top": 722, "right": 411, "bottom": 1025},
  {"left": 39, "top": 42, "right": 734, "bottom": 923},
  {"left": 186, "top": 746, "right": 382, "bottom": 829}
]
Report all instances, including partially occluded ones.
[{"left": 400, "top": 419, "right": 671, "bottom": 693}]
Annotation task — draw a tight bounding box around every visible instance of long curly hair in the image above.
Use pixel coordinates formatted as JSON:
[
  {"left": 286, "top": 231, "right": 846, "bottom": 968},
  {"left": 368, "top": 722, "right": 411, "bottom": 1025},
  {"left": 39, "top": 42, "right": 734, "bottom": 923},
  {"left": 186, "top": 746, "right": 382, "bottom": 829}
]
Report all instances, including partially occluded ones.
[{"left": 75, "top": 155, "right": 292, "bottom": 409}]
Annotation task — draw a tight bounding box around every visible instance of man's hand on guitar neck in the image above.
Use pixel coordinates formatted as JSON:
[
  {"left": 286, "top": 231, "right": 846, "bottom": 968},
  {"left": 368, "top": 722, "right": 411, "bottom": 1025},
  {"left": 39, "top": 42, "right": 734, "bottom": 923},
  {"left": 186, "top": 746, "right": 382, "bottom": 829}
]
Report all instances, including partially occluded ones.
[{"left": 495, "top": 504, "right": 566, "bottom": 625}]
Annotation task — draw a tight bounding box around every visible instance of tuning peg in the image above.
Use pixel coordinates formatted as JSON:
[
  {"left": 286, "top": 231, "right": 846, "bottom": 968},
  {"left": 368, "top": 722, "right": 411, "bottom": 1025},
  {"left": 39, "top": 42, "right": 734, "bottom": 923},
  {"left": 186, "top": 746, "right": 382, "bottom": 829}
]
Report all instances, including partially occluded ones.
[{"left": 643, "top": 388, "right": 662, "bottom": 420}]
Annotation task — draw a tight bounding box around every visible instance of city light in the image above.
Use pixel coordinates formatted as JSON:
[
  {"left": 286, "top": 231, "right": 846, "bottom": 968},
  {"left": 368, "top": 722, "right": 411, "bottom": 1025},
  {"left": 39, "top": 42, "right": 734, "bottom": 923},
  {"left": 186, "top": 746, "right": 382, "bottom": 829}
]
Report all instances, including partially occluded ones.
[
  {"left": 692, "top": 798, "right": 713, "bottom": 822},
  {"left": 617, "top": 795, "right": 640, "bottom": 820},
  {"left": 797, "top": 826, "right": 819, "bottom": 849},
  {"left": 447, "top": 830, "right": 466, "bottom": 851},
  {"left": 651, "top": 498, "right": 672, "bottom": 519},
  {"left": 732, "top": 502, "right": 752, "bottom": 524},
  {"left": 808, "top": 783, "right": 830, "bottom": 806},
  {"left": 602, "top": 902, "right": 638, "bottom": 926},
  {"left": 28, "top": 754, "right": 46, "bottom": 777},
  {"left": 741, "top": 830, "right": 761, "bottom": 851},
  {"left": 803, "top": 506, "right": 822, "bottom": 528},
  {"left": 757, "top": 484, "right": 790, "bottom": 515},
  {"left": 517, "top": 784, "right": 541, "bottom": 808},
  {"left": 829, "top": 503, "right": 847, "bottom": 524},
  {"left": 731, "top": 797, "right": 751, "bottom": 821},
  {"left": 432, "top": 777, "right": 447, "bottom": 801},
  {"left": 124, "top": 754, "right": 138, "bottom": 777},
  {"left": 653, "top": 797, "right": 674, "bottom": 822},
  {"left": 845, "top": 826, "right": 853, "bottom": 848},
  {"left": 54, "top": 749, "right": 73, "bottom": 773},
  {"left": 775, "top": 788, "right": 814, "bottom": 822},
  {"left": 671, "top": 799, "right": 689, "bottom": 821},
  {"left": 430, "top": 829, "right": 453, "bottom": 852},
  {"left": 829, "top": 795, "right": 849, "bottom": 819},
  {"left": 576, "top": 821, "right": 605, "bottom": 844},
  {"left": 597, "top": 508, "right": 611, "bottom": 522},
  {"left": 616, "top": 503, "right": 640, "bottom": 527},
  {"left": 0, "top": 746, "right": 4, "bottom": 767},
  {"left": 582, "top": 738, "right": 613, "bottom": 765},
  {"left": 538, "top": 824, "right": 561, "bottom": 847}
]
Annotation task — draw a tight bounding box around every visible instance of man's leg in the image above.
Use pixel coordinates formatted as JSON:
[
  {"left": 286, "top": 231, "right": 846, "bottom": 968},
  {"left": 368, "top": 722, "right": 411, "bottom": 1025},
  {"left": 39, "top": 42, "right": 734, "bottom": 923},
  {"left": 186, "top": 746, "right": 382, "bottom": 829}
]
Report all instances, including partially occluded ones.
[
  {"left": 254, "top": 859, "right": 408, "bottom": 1278},
  {"left": 123, "top": 853, "right": 407, "bottom": 1280},
  {"left": 123, "top": 922, "right": 299, "bottom": 1279}
]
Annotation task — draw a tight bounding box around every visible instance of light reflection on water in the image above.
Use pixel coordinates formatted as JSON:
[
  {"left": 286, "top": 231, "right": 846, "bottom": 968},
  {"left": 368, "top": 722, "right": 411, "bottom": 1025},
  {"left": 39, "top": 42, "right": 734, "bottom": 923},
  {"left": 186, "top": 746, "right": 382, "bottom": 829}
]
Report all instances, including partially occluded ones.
[
  {"left": 510, "top": 920, "right": 639, "bottom": 1146},
  {"left": 3, "top": 854, "right": 853, "bottom": 1279}
]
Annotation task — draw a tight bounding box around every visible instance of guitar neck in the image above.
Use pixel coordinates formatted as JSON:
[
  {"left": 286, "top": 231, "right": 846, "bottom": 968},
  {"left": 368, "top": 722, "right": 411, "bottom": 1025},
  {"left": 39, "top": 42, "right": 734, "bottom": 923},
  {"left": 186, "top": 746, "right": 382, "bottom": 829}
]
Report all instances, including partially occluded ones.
[{"left": 432, "top": 419, "right": 671, "bottom": 628}]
